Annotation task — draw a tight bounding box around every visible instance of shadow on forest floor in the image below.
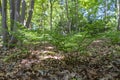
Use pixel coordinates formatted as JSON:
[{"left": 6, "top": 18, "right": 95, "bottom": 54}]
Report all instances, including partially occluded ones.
[{"left": 0, "top": 39, "right": 120, "bottom": 80}]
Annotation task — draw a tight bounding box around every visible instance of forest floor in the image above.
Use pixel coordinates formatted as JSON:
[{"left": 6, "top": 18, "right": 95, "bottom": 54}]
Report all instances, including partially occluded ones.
[{"left": 0, "top": 39, "right": 120, "bottom": 80}]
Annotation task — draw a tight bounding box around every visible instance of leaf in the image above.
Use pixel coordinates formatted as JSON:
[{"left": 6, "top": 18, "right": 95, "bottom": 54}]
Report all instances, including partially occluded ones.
[{"left": 0, "top": 73, "right": 5, "bottom": 77}]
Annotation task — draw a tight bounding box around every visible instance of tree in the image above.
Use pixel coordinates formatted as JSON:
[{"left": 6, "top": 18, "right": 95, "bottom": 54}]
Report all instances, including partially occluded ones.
[
  {"left": 9, "top": 0, "right": 15, "bottom": 31},
  {"left": 25, "top": 0, "right": 35, "bottom": 28},
  {"left": 9, "top": 0, "right": 21, "bottom": 48},
  {"left": 1, "top": 0, "right": 35, "bottom": 49},
  {"left": 117, "top": 0, "right": 120, "bottom": 30},
  {"left": 1, "top": 0, "right": 9, "bottom": 49},
  {"left": 0, "top": 1, "right": 2, "bottom": 14},
  {"left": 104, "top": 0, "right": 108, "bottom": 30},
  {"left": 21, "top": 0, "right": 26, "bottom": 25},
  {"left": 65, "top": 0, "right": 71, "bottom": 33},
  {"left": 49, "top": 0, "right": 54, "bottom": 30},
  {"left": 75, "top": 0, "right": 79, "bottom": 32}
]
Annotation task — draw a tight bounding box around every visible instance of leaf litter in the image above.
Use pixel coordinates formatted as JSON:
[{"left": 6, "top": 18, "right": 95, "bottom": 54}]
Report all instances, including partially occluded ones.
[{"left": 0, "top": 40, "right": 120, "bottom": 80}]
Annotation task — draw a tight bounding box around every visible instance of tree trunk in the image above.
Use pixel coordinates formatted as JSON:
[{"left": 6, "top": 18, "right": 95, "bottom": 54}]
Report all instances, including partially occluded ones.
[
  {"left": 9, "top": 0, "right": 15, "bottom": 31},
  {"left": 65, "top": 0, "right": 69, "bottom": 20},
  {"left": 50, "top": 0, "right": 53, "bottom": 30},
  {"left": 117, "top": 0, "right": 120, "bottom": 30},
  {"left": 9, "top": 0, "right": 21, "bottom": 48},
  {"left": 25, "top": 0, "right": 34, "bottom": 28},
  {"left": 1, "top": 0, "right": 9, "bottom": 49},
  {"left": 75, "top": 0, "right": 79, "bottom": 32},
  {"left": 104, "top": 0, "right": 107, "bottom": 31},
  {"left": 17, "top": 0, "right": 21, "bottom": 22},
  {"left": 21, "top": 0, "right": 26, "bottom": 25},
  {"left": 0, "top": 1, "right": 2, "bottom": 14},
  {"left": 65, "top": 0, "right": 71, "bottom": 33}
]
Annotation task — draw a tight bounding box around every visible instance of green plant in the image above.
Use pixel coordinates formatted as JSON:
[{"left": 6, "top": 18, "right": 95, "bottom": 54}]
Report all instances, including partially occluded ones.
[{"left": 103, "top": 31, "right": 120, "bottom": 44}]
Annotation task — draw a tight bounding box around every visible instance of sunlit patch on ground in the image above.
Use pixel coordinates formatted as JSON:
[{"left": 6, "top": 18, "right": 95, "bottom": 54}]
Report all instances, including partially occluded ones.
[
  {"left": 39, "top": 55, "right": 64, "bottom": 60},
  {"left": 0, "top": 41, "right": 120, "bottom": 80}
]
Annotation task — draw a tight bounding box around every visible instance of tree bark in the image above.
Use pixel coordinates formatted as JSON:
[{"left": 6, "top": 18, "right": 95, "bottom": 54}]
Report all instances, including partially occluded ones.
[
  {"left": 1, "top": 0, "right": 9, "bottom": 49},
  {"left": 104, "top": 0, "right": 107, "bottom": 31},
  {"left": 65, "top": 0, "right": 71, "bottom": 33},
  {"left": 75, "top": 0, "right": 79, "bottom": 32},
  {"left": 9, "top": 0, "right": 15, "bottom": 31},
  {"left": 9, "top": 0, "right": 21, "bottom": 48},
  {"left": 65, "top": 0, "right": 69, "bottom": 20},
  {"left": 50, "top": 0, "right": 53, "bottom": 30},
  {"left": 25, "top": 0, "right": 34, "bottom": 28},
  {"left": 21, "top": 0, "right": 26, "bottom": 25},
  {"left": 117, "top": 0, "right": 120, "bottom": 30},
  {"left": 0, "top": 1, "right": 2, "bottom": 14},
  {"left": 17, "top": 0, "right": 21, "bottom": 22}
]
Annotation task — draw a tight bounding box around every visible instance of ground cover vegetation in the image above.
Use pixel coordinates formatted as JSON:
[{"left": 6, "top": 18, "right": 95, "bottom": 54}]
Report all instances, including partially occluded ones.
[{"left": 0, "top": 0, "right": 120, "bottom": 80}]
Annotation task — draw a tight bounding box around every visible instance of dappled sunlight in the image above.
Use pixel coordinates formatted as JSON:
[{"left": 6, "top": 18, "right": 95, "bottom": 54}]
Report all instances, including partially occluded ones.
[
  {"left": 45, "top": 46, "right": 54, "bottom": 50},
  {"left": 18, "top": 43, "right": 65, "bottom": 69},
  {"left": 0, "top": 0, "right": 120, "bottom": 79},
  {"left": 39, "top": 55, "right": 64, "bottom": 60},
  {"left": 0, "top": 41, "right": 120, "bottom": 80},
  {"left": 20, "top": 53, "right": 64, "bottom": 68}
]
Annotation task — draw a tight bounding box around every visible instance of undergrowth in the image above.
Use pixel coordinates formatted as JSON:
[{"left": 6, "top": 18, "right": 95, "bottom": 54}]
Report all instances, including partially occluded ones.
[{"left": 2, "top": 28, "right": 120, "bottom": 62}]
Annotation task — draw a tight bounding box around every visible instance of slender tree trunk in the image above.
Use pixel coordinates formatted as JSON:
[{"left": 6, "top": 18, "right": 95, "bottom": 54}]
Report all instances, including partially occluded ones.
[
  {"left": 9, "top": 0, "right": 15, "bottom": 31},
  {"left": 9, "top": 0, "right": 21, "bottom": 29},
  {"left": 65, "top": 0, "right": 71, "bottom": 33},
  {"left": 21, "top": 0, "right": 26, "bottom": 25},
  {"left": 104, "top": 0, "right": 107, "bottom": 30},
  {"left": 115, "top": 0, "right": 119, "bottom": 20},
  {"left": 0, "top": 1, "right": 2, "bottom": 14},
  {"left": 75, "top": 0, "right": 78, "bottom": 32},
  {"left": 65, "top": 0, "right": 69, "bottom": 20},
  {"left": 25, "top": 0, "right": 34, "bottom": 28},
  {"left": 17, "top": 0, "right": 21, "bottom": 22},
  {"left": 17, "top": 0, "right": 21, "bottom": 13},
  {"left": 1, "top": 0, "right": 9, "bottom": 49},
  {"left": 117, "top": 0, "right": 120, "bottom": 30},
  {"left": 50, "top": 0, "right": 53, "bottom": 30},
  {"left": 9, "top": 0, "right": 21, "bottom": 48}
]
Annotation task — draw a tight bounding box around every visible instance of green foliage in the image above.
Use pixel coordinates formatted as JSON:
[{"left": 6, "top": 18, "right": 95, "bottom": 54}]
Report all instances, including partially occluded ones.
[
  {"left": 49, "top": 31, "right": 66, "bottom": 50},
  {"left": 103, "top": 31, "right": 120, "bottom": 44},
  {"left": 8, "top": 23, "right": 43, "bottom": 46},
  {"left": 48, "top": 30, "right": 92, "bottom": 52},
  {"left": 0, "top": 0, "right": 118, "bottom": 53},
  {"left": 84, "top": 20, "right": 106, "bottom": 35}
]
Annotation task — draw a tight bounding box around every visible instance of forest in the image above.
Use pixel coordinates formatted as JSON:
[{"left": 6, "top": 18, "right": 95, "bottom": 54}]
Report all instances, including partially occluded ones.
[{"left": 0, "top": 0, "right": 120, "bottom": 80}]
